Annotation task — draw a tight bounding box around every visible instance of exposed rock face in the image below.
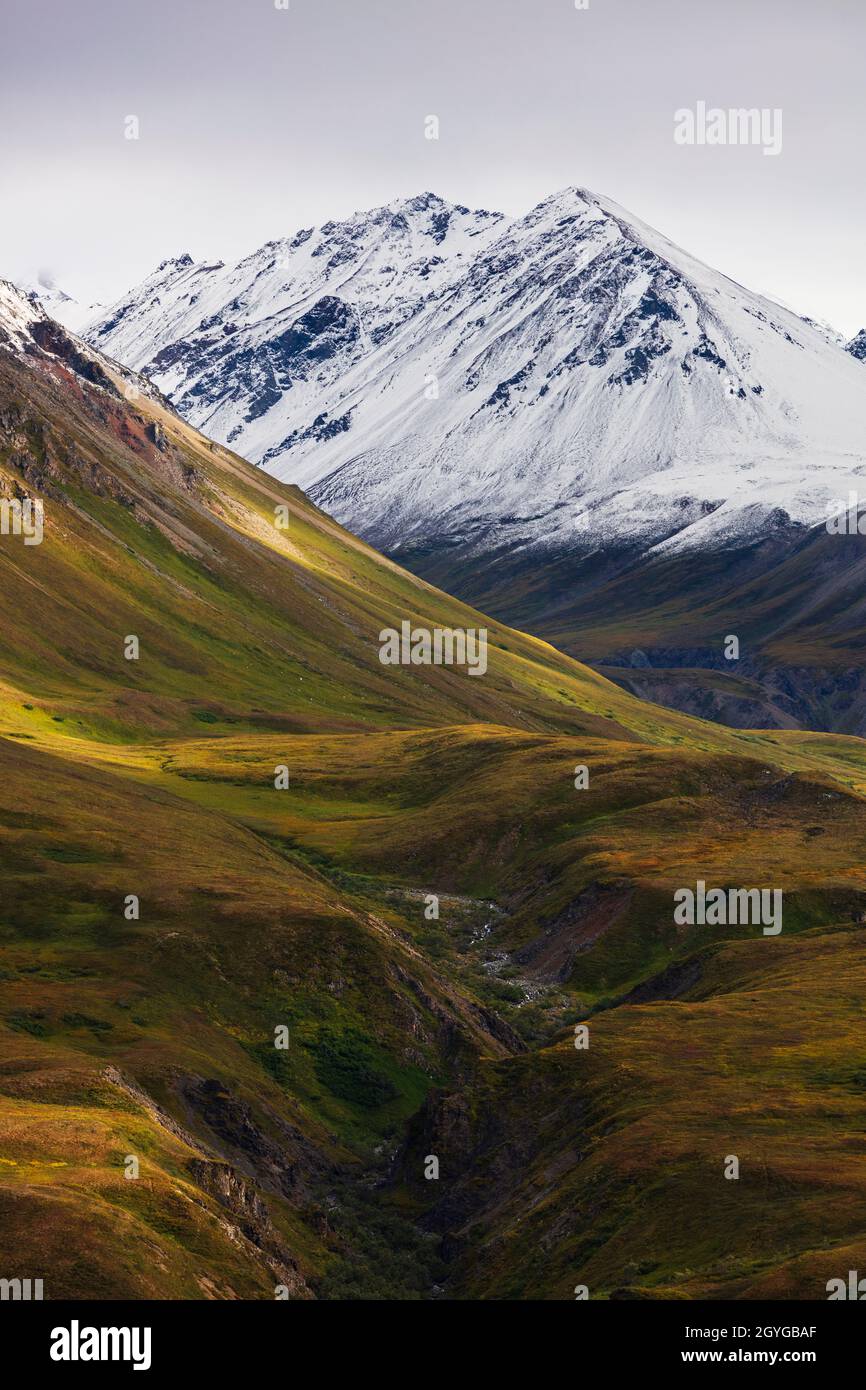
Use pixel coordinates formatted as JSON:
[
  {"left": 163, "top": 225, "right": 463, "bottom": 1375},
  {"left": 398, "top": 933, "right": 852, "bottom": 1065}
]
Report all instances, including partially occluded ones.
[
  {"left": 513, "top": 883, "right": 634, "bottom": 984},
  {"left": 178, "top": 1075, "right": 326, "bottom": 1203},
  {"left": 846, "top": 328, "right": 866, "bottom": 361},
  {"left": 27, "top": 317, "right": 120, "bottom": 395},
  {"left": 187, "top": 1158, "right": 311, "bottom": 1299},
  {"left": 103, "top": 1067, "right": 315, "bottom": 1297}
]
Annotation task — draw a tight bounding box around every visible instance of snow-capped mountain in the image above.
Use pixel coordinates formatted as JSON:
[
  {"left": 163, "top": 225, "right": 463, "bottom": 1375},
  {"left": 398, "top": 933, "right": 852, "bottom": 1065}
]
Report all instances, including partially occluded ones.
[
  {"left": 17, "top": 280, "right": 102, "bottom": 334},
  {"left": 83, "top": 188, "right": 866, "bottom": 558}
]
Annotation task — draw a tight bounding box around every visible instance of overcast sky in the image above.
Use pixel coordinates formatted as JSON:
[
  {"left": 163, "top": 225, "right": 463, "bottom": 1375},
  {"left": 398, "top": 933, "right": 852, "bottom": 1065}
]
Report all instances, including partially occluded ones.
[{"left": 2, "top": 0, "right": 864, "bottom": 334}]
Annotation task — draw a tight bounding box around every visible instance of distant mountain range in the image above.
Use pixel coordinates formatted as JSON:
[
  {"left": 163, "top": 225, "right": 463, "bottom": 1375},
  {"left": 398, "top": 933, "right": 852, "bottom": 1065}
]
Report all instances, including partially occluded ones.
[{"left": 24, "top": 189, "right": 866, "bottom": 731}]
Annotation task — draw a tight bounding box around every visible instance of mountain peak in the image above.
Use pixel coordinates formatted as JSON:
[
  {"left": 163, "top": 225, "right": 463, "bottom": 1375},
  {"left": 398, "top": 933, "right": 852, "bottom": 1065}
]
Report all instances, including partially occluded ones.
[
  {"left": 154, "top": 253, "right": 194, "bottom": 274},
  {"left": 528, "top": 184, "right": 600, "bottom": 215},
  {"left": 388, "top": 190, "right": 446, "bottom": 211}
]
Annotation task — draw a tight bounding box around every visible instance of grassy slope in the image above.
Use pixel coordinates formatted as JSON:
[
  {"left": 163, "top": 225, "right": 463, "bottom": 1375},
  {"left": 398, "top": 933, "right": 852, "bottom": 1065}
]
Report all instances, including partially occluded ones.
[
  {"left": 396, "top": 924, "right": 866, "bottom": 1300},
  {"left": 0, "top": 351, "right": 665, "bottom": 745},
  {"left": 2, "top": 328, "right": 866, "bottom": 1297}
]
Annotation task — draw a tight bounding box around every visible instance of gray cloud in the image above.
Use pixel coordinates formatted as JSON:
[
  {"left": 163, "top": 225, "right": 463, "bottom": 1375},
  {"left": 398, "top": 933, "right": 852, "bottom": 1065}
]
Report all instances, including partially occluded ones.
[{"left": 1, "top": 0, "right": 864, "bottom": 334}]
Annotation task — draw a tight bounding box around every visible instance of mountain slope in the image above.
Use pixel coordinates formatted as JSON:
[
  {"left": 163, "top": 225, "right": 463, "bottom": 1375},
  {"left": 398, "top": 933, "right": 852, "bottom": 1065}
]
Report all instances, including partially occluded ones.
[
  {"left": 4, "top": 282, "right": 866, "bottom": 1299},
  {"left": 0, "top": 278, "right": 660, "bottom": 745},
  {"left": 412, "top": 518, "right": 866, "bottom": 734}
]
